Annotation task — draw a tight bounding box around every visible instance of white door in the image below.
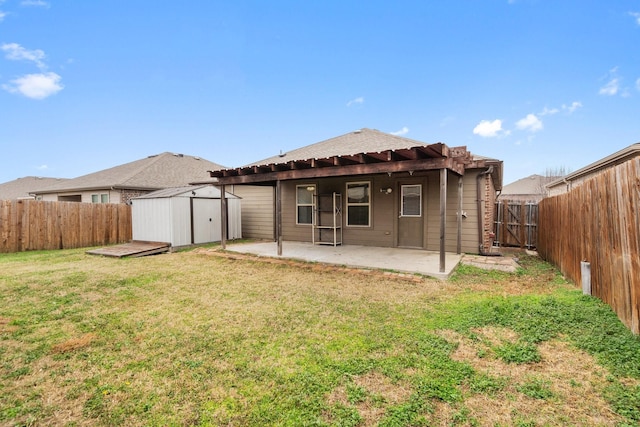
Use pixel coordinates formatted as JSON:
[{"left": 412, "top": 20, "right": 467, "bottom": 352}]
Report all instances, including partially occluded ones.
[{"left": 192, "top": 199, "right": 221, "bottom": 243}]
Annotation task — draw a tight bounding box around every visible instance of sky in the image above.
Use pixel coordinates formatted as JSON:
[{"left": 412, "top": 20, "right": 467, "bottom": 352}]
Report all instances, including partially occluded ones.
[{"left": 1, "top": 1, "right": 639, "bottom": 185}]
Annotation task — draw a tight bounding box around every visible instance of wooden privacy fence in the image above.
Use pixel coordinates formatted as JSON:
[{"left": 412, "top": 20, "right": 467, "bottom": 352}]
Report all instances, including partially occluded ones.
[
  {"left": 0, "top": 200, "right": 132, "bottom": 253},
  {"left": 494, "top": 201, "right": 538, "bottom": 249},
  {"left": 537, "top": 157, "right": 640, "bottom": 335}
]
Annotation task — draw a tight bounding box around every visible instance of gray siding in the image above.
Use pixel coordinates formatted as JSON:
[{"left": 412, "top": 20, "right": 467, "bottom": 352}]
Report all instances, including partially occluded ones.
[
  {"left": 230, "top": 185, "right": 274, "bottom": 240},
  {"left": 232, "top": 170, "right": 488, "bottom": 254}
]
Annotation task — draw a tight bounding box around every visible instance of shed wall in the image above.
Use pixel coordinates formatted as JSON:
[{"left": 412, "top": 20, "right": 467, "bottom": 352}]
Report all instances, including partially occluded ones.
[{"left": 132, "top": 198, "right": 173, "bottom": 243}]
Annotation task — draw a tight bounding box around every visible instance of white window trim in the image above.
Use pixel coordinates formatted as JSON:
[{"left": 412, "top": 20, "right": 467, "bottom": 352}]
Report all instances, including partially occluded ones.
[
  {"left": 400, "top": 184, "right": 422, "bottom": 217},
  {"left": 296, "top": 184, "right": 316, "bottom": 225},
  {"left": 346, "top": 181, "right": 371, "bottom": 227}
]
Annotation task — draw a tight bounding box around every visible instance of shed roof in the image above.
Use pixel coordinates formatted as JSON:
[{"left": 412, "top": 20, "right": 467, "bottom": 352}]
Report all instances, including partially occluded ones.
[
  {"left": 133, "top": 185, "right": 239, "bottom": 199},
  {"left": 33, "top": 153, "right": 226, "bottom": 194}
]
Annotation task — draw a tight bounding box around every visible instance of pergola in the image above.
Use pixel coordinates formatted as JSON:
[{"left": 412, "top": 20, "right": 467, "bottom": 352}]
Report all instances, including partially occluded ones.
[{"left": 209, "top": 143, "right": 495, "bottom": 273}]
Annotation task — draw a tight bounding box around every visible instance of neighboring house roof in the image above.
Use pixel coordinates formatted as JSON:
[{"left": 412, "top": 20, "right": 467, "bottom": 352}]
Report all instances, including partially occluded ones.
[
  {"left": 498, "top": 174, "right": 559, "bottom": 201},
  {"left": 0, "top": 176, "right": 68, "bottom": 200},
  {"left": 214, "top": 128, "right": 503, "bottom": 189},
  {"left": 32, "top": 152, "right": 226, "bottom": 194},
  {"left": 546, "top": 143, "right": 640, "bottom": 190}
]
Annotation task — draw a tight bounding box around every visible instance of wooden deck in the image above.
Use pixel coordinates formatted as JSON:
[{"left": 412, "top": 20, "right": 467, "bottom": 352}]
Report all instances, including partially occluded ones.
[{"left": 86, "top": 241, "right": 171, "bottom": 258}]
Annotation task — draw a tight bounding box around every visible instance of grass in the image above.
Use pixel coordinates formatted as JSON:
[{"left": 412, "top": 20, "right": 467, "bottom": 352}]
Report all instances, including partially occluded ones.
[{"left": 1, "top": 247, "right": 640, "bottom": 426}]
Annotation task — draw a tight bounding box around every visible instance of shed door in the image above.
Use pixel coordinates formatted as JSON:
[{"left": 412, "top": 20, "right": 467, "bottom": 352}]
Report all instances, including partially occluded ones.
[
  {"left": 397, "top": 184, "right": 423, "bottom": 248},
  {"left": 193, "top": 198, "right": 221, "bottom": 244}
]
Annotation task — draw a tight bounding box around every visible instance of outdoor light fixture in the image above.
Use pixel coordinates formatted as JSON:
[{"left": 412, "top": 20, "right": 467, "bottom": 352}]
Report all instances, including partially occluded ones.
[
  {"left": 306, "top": 186, "right": 315, "bottom": 192},
  {"left": 380, "top": 187, "right": 393, "bottom": 194}
]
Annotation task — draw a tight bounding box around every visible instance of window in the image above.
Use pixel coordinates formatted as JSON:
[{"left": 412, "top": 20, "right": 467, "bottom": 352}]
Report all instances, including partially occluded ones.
[
  {"left": 346, "top": 181, "right": 370, "bottom": 226},
  {"left": 401, "top": 185, "right": 422, "bottom": 217},
  {"left": 296, "top": 184, "right": 315, "bottom": 224},
  {"left": 91, "top": 193, "right": 109, "bottom": 203}
]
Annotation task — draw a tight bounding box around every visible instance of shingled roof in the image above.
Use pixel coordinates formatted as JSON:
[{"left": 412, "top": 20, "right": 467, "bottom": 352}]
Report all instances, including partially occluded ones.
[
  {"left": 33, "top": 152, "right": 225, "bottom": 194},
  {"left": 211, "top": 128, "right": 503, "bottom": 189},
  {"left": 248, "top": 128, "right": 436, "bottom": 166},
  {"left": 0, "top": 176, "right": 68, "bottom": 200}
]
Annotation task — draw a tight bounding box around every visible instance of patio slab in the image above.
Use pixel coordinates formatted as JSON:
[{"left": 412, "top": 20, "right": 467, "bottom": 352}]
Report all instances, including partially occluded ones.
[{"left": 223, "top": 241, "right": 463, "bottom": 280}]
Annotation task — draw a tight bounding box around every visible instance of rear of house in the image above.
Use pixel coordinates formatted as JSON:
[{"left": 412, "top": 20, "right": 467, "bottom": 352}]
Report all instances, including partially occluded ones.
[{"left": 212, "top": 129, "right": 502, "bottom": 258}]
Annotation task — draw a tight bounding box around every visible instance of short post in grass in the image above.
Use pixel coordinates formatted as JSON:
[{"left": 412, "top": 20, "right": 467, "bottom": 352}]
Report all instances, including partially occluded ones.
[{"left": 581, "top": 261, "right": 591, "bottom": 295}]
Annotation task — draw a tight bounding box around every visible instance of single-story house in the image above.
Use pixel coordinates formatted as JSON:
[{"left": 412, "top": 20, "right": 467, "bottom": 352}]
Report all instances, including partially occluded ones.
[
  {"left": 131, "top": 185, "right": 241, "bottom": 247},
  {"left": 0, "top": 176, "right": 67, "bottom": 201},
  {"left": 209, "top": 128, "right": 503, "bottom": 272},
  {"left": 30, "top": 152, "right": 225, "bottom": 204},
  {"left": 546, "top": 143, "right": 640, "bottom": 196}
]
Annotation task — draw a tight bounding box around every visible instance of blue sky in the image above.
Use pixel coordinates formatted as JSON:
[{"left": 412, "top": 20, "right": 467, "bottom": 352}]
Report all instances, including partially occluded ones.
[{"left": 1, "top": 1, "right": 639, "bottom": 185}]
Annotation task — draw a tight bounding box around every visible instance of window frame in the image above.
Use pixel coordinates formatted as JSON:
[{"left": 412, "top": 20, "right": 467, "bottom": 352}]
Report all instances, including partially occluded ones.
[
  {"left": 295, "top": 184, "right": 316, "bottom": 225},
  {"left": 91, "top": 193, "right": 109, "bottom": 203},
  {"left": 345, "top": 181, "right": 371, "bottom": 227}
]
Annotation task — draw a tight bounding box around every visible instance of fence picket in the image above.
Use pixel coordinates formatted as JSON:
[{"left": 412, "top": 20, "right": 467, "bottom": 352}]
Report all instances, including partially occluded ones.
[
  {"left": 538, "top": 157, "right": 640, "bottom": 335},
  {"left": 0, "top": 200, "right": 131, "bottom": 253}
]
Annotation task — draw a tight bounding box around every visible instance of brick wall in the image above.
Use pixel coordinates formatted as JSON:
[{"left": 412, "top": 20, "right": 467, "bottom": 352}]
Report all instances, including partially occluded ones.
[
  {"left": 481, "top": 174, "right": 496, "bottom": 253},
  {"left": 121, "top": 189, "right": 151, "bottom": 205}
]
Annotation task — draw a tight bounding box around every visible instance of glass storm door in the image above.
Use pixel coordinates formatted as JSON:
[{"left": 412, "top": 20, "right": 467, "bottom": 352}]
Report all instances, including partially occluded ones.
[{"left": 398, "top": 184, "right": 423, "bottom": 248}]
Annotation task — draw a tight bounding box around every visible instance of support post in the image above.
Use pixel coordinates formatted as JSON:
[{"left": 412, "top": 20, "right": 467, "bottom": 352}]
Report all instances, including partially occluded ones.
[
  {"left": 276, "top": 180, "right": 282, "bottom": 256},
  {"left": 220, "top": 184, "right": 227, "bottom": 249},
  {"left": 440, "top": 168, "right": 447, "bottom": 273},
  {"left": 457, "top": 175, "right": 463, "bottom": 255}
]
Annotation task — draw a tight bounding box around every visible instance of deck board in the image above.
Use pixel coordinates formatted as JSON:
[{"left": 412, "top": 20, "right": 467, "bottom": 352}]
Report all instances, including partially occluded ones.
[{"left": 86, "top": 241, "right": 171, "bottom": 258}]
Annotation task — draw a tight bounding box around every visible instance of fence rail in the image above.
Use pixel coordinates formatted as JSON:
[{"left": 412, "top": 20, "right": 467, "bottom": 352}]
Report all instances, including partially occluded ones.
[
  {"left": 0, "top": 200, "right": 132, "bottom": 253},
  {"left": 537, "top": 157, "right": 640, "bottom": 335},
  {"left": 494, "top": 201, "right": 538, "bottom": 249}
]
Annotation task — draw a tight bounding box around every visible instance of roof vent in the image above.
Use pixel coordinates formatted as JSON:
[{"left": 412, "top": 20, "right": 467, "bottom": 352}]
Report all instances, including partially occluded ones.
[
  {"left": 278, "top": 150, "right": 286, "bottom": 157},
  {"left": 353, "top": 129, "right": 362, "bottom": 134}
]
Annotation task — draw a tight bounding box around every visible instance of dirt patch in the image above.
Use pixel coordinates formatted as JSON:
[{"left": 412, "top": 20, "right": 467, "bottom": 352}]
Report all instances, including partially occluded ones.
[
  {"left": 0, "top": 316, "right": 19, "bottom": 333},
  {"left": 51, "top": 333, "right": 97, "bottom": 354},
  {"left": 326, "top": 371, "right": 412, "bottom": 426},
  {"left": 432, "top": 328, "right": 624, "bottom": 426}
]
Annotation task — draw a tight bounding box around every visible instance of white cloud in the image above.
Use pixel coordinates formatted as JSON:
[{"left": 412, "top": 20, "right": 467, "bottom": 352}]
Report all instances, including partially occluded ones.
[
  {"left": 473, "top": 119, "right": 507, "bottom": 138},
  {"left": 390, "top": 126, "right": 409, "bottom": 136},
  {"left": 2, "top": 72, "right": 63, "bottom": 99},
  {"left": 1, "top": 42, "right": 47, "bottom": 69},
  {"left": 599, "top": 67, "right": 622, "bottom": 96},
  {"left": 539, "top": 107, "right": 559, "bottom": 116},
  {"left": 636, "top": 78, "right": 640, "bottom": 91},
  {"left": 516, "top": 114, "right": 543, "bottom": 132},
  {"left": 0, "top": 10, "right": 6, "bottom": 21},
  {"left": 21, "top": 0, "right": 50, "bottom": 7},
  {"left": 599, "top": 77, "right": 620, "bottom": 96},
  {"left": 630, "top": 12, "right": 640, "bottom": 26},
  {"left": 346, "top": 96, "right": 364, "bottom": 107},
  {"left": 563, "top": 101, "right": 582, "bottom": 113},
  {"left": 36, "top": 164, "right": 48, "bottom": 171}
]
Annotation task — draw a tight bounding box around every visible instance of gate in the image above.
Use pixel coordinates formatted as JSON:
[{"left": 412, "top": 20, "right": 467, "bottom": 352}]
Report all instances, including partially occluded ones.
[{"left": 494, "top": 201, "right": 538, "bottom": 249}]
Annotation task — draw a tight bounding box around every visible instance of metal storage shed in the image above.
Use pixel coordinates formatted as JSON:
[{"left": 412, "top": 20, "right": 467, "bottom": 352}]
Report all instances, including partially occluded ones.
[{"left": 131, "top": 185, "right": 241, "bottom": 247}]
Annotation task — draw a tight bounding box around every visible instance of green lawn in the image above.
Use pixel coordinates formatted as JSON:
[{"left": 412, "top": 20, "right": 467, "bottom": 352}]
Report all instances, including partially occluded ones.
[{"left": 1, "top": 247, "right": 639, "bottom": 426}]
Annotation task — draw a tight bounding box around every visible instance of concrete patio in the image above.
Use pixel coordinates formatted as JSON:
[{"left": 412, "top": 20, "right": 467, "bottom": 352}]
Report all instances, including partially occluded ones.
[{"left": 223, "top": 241, "right": 463, "bottom": 279}]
